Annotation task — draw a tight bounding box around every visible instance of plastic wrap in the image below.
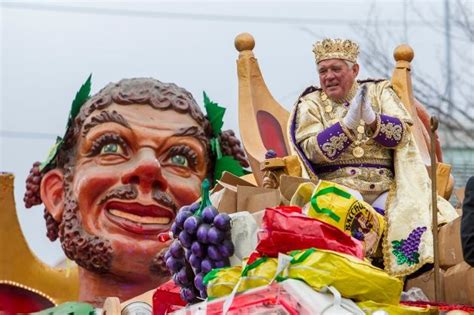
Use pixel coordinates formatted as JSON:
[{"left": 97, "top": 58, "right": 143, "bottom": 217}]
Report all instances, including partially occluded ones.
[
  {"left": 285, "top": 248, "right": 403, "bottom": 305},
  {"left": 228, "top": 211, "right": 258, "bottom": 266},
  {"left": 256, "top": 206, "right": 364, "bottom": 259},
  {"left": 357, "top": 300, "right": 435, "bottom": 315},
  {"left": 291, "top": 181, "right": 385, "bottom": 256},
  {"left": 238, "top": 257, "right": 278, "bottom": 292},
  {"left": 203, "top": 266, "right": 242, "bottom": 299}
]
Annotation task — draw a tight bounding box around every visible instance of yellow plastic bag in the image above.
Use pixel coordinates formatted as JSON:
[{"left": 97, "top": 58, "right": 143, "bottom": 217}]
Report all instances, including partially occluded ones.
[
  {"left": 291, "top": 181, "right": 385, "bottom": 256},
  {"left": 238, "top": 257, "right": 278, "bottom": 292},
  {"left": 203, "top": 257, "right": 279, "bottom": 299},
  {"left": 357, "top": 300, "right": 436, "bottom": 315},
  {"left": 204, "top": 266, "right": 242, "bottom": 299},
  {"left": 285, "top": 248, "right": 403, "bottom": 305}
]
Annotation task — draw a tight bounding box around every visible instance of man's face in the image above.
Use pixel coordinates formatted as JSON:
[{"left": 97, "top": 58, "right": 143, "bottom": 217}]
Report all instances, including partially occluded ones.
[
  {"left": 318, "top": 59, "right": 359, "bottom": 101},
  {"left": 71, "top": 103, "right": 207, "bottom": 278}
]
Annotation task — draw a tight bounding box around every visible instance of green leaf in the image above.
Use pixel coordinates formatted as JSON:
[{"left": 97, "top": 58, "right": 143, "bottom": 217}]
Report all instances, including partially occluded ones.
[
  {"left": 396, "top": 255, "right": 408, "bottom": 265},
  {"left": 214, "top": 155, "right": 245, "bottom": 183},
  {"left": 391, "top": 240, "right": 403, "bottom": 250},
  {"left": 39, "top": 137, "right": 63, "bottom": 172},
  {"left": 409, "top": 252, "right": 420, "bottom": 265},
  {"left": 209, "top": 137, "right": 223, "bottom": 159},
  {"left": 39, "top": 75, "right": 93, "bottom": 174},
  {"left": 70, "top": 74, "right": 92, "bottom": 121},
  {"left": 203, "top": 91, "right": 225, "bottom": 136}
]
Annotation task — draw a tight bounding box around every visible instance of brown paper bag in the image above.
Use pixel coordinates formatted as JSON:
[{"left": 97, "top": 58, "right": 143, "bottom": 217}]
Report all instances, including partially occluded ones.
[
  {"left": 211, "top": 172, "right": 257, "bottom": 214},
  {"left": 438, "top": 217, "right": 464, "bottom": 269},
  {"left": 211, "top": 186, "right": 237, "bottom": 214},
  {"left": 237, "top": 186, "right": 280, "bottom": 213},
  {"left": 444, "top": 261, "right": 474, "bottom": 305},
  {"left": 212, "top": 171, "right": 256, "bottom": 193}
]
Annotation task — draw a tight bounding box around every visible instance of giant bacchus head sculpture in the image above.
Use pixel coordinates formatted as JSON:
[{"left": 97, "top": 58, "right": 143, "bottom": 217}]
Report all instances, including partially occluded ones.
[{"left": 24, "top": 77, "right": 248, "bottom": 305}]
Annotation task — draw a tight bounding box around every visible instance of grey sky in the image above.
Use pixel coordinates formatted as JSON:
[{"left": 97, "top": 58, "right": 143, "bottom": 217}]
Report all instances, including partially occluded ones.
[{"left": 0, "top": 0, "right": 462, "bottom": 266}]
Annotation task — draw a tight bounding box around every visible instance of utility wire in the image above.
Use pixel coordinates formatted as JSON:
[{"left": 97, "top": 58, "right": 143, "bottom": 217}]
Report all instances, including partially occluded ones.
[
  {"left": 1, "top": 2, "right": 440, "bottom": 27},
  {"left": 0, "top": 130, "right": 56, "bottom": 140}
]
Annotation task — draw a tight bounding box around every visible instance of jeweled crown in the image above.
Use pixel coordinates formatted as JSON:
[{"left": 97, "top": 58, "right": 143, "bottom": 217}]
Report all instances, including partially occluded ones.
[{"left": 313, "top": 38, "right": 359, "bottom": 63}]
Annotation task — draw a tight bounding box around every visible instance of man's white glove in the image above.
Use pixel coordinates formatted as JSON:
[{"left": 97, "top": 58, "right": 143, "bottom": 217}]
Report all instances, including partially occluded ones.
[
  {"left": 342, "top": 87, "right": 364, "bottom": 130},
  {"left": 361, "top": 95, "right": 376, "bottom": 125}
]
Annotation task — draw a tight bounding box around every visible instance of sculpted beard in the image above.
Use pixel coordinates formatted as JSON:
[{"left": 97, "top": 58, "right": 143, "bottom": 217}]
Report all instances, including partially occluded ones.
[
  {"left": 59, "top": 183, "right": 175, "bottom": 276},
  {"left": 58, "top": 183, "right": 122, "bottom": 274}
]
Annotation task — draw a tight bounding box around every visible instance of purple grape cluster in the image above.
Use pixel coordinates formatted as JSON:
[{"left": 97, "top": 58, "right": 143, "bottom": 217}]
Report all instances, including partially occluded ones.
[
  {"left": 401, "top": 226, "right": 427, "bottom": 259},
  {"left": 392, "top": 226, "right": 427, "bottom": 266},
  {"left": 24, "top": 161, "right": 43, "bottom": 208},
  {"left": 165, "top": 180, "right": 234, "bottom": 303}
]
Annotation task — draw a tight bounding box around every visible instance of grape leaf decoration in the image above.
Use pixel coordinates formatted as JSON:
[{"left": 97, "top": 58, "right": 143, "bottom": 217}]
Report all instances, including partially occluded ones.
[
  {"left": 214, "top": 156, "right": 245, "bottom": 182},
  {"left": 203, "top": 91, "right": 225, "bottom": 137},
  {"left": 39, "top": 137, "right": 63, "bottom": 172},
  {"left": 40, "top": 74, "right": 92, "bottom": 173},
  {"left": 391, "top": 226, "right": 427, "bottom": 266},
  {"left": 69, "top": 73, "right": 92, "bottom": 124},
  {"left": 202, "top": 92, "right": 246, "bottom": 183}
]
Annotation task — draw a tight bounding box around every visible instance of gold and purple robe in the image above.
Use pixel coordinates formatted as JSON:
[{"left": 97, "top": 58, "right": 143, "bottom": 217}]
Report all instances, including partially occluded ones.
[{"left": 289, "top": 79, "right": 458, "bottom": 277}]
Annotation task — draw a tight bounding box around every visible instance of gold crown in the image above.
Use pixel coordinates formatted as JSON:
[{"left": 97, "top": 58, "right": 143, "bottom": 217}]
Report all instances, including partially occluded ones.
[{"left": 313, "top": 38, "right": 359, "bottom": 63}]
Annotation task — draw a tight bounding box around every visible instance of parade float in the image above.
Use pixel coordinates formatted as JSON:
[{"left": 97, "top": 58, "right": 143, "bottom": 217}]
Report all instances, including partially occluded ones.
[{"left": 1, "top": 33, "right": 473, "bottom": 314}]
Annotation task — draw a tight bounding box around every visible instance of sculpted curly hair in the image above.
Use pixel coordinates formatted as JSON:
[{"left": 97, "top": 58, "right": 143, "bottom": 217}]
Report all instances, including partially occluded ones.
[{"left": 24, "top": 78, "right": 249, "bottom": 241}]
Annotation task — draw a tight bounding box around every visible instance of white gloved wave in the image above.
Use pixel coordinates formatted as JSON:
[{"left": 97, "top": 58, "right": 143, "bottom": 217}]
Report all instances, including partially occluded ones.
[
  {"left": 342, "top": 86, "right": 364, "bottom": 130},
  {"left": 361, "top": 94, "right": 376, "bottom": 125}
]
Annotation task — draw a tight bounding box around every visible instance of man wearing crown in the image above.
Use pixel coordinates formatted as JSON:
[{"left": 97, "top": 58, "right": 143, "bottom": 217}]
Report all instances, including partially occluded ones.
[{"left": 289, "top": 38, "right": 457, "bottom": 277}]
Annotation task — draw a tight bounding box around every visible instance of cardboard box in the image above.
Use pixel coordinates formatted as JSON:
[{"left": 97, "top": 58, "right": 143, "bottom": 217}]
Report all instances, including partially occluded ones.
[
  {"left": 211, "top": 172, "right": 316, "bottom": 214},
  {"left": 210, "top": 172, "right": 280, "bottom": 214},
  {"left": 404, "top": 268, "right": 445, "bottom": 302},
  {"left": 444, "top": 261, "right": 474, "bottom": 305},
  {"left": 438, "top": 216, "right": 464, "bottom": 269}
]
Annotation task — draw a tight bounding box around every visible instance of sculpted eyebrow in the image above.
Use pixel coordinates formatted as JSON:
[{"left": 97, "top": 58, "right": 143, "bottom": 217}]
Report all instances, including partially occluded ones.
[
  {"left": 82, "top": 110, "right": 131, "bottom": 137},
  {"left": 173, "top": 126, "right": 208, "bottom": 147}
]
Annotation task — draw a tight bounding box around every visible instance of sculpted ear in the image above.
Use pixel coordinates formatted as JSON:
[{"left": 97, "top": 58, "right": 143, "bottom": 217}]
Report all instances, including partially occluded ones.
[{"left": 40, "top": 169, "right": 65, "bottom": 221}]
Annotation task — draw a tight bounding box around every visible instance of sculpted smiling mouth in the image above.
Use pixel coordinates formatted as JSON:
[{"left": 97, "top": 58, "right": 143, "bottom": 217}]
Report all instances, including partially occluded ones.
[{"left": 104, "top": 201, "right": 175, "bottom": 235}]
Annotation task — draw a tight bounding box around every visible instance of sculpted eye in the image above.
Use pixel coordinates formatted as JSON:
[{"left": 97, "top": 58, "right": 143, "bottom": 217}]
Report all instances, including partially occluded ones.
[
  {"left": 87, "top": 133, "right": 129, "bottom": 157},
  {"left": 170, "top": 154, "right": 189, "bottom": 167},
  {"left": 100, "top": 142, "right": 124, "bottom": 155},
  {"left": 166, "top": 145, "right": 197, "bottom": 169}
]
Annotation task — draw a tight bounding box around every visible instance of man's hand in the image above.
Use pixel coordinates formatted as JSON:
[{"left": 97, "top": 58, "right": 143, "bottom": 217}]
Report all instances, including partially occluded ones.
[
  {"left": 342, "top": 87, "right": 363, "bottom": 130},
  {"left": 361, "top": 97, "right": 376, "bottom": 126}
]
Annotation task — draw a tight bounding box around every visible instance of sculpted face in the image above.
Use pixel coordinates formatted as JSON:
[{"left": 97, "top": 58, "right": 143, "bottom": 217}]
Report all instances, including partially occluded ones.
[
  {"left": 70, "top": 103, "right": 207, "bottom": 278},
  {"left": 318, "top": 59, "right": 359, "bottom": 101},
  {"left": 31, "top": 78, "right": 247, "bottom": 303}
]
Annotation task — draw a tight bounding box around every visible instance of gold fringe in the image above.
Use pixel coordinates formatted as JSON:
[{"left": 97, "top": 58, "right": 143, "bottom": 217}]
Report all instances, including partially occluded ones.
[{"left": 0, "top": 279, "right": 57, "bottom": 305}]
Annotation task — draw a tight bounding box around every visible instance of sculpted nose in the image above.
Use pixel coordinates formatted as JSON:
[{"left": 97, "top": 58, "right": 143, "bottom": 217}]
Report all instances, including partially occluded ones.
[{"left": 122, "top": 148, "right": 168, "bottom": 192}]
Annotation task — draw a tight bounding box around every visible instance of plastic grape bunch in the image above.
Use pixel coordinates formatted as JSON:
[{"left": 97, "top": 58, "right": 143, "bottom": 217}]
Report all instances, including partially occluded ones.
[{"left": 166, "top": 179, "right": 235, "bottom": 303}]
